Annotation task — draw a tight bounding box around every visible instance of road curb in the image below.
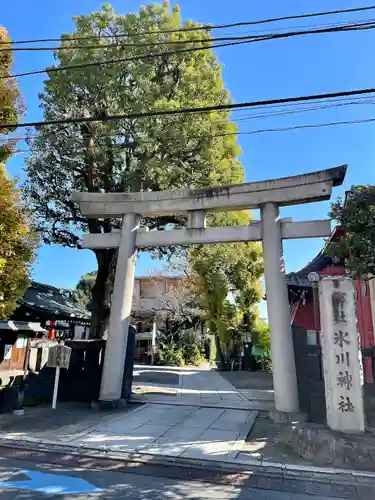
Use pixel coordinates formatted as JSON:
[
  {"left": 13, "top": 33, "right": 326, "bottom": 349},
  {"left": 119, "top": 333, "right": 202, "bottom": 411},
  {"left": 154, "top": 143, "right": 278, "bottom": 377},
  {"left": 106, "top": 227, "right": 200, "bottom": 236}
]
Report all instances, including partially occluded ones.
[{"left": 1, "top": 436, "right": 375, "bottom": 485}]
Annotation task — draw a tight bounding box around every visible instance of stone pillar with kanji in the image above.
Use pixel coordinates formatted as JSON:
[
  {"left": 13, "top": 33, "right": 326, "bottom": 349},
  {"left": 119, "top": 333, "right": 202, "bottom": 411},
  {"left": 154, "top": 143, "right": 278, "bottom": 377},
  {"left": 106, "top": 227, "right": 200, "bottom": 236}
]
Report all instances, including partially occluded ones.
[{"left": 319, "top": 276, "right": 365, "bottom": 433}]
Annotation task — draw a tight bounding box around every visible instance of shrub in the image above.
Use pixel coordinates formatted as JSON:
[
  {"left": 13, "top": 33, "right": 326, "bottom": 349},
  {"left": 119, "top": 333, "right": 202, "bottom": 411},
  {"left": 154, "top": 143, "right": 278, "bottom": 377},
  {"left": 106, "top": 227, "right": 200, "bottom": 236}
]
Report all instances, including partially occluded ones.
[
  {"left": 154, "top": 346, "right": 185, "bottom": 367},
  {"left": 183, "top": 343, "right": 206, "bottom": 366}
]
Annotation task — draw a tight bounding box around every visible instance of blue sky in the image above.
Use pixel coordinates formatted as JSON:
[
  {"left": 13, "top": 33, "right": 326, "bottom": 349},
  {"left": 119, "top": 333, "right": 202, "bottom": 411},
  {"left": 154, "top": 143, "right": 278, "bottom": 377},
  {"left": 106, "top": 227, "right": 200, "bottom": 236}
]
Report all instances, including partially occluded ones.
[{"left": 3, "top": 1, "right": 375, "bottom": 314}]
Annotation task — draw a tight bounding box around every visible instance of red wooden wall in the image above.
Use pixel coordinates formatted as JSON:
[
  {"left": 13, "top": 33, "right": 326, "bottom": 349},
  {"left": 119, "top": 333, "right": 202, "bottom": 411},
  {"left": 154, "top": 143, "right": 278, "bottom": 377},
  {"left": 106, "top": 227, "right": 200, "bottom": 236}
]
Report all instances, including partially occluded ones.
[{"left": 292, "top": 265, "right": 374, "bottom": 349}]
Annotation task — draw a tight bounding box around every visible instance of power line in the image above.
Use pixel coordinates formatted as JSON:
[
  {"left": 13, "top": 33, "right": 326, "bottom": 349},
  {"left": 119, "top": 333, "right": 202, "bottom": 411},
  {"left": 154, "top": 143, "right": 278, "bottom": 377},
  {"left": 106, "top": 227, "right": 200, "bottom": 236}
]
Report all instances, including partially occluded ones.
[
  {"left": 0, "top": 39, "right": 250, "bottom": 79},
  {"left": 2, "top": 87, "right": 375, "bottom": 131},
  {"left": 0, "top": 35, "right": 235, "bottom": 52},
  {"left": 217, "top": 117, "right": 375, "bottom": 137},
  {"left": 9, "top": 116, "right": 375, "bottom": 155},
  {"left": 0, "top": 18, "right": 370, "bottom": 52},
  {"left": 4, "top": 94, "right": 375, "bottom": 142},
  {"left": 3, "top": 97, "right": 374, "bottom": 142},
  {"left": 205, "top": 17, "right": 373, "bottom": 38},
  {"left": 3, "top": 21, "right": 375, "bottom": 80},
  {"left": 3, "top": 5, "right": 375, "bottom": 45}
]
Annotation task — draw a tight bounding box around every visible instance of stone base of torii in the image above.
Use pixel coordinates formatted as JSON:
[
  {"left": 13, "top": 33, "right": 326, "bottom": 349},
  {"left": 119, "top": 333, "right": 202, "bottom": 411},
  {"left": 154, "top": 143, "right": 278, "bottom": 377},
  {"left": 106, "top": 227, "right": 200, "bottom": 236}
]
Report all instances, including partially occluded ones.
[{"left": 72, "top": 165, "right": 347, "bottom": 415}]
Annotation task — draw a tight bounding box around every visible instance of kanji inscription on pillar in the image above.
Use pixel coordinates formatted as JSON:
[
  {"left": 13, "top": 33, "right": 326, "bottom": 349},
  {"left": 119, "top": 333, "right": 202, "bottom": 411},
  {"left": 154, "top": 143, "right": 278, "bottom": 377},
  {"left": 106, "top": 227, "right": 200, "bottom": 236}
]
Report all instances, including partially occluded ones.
[{"left": 319, "top": 276, "right": 365, "bottom": 433}]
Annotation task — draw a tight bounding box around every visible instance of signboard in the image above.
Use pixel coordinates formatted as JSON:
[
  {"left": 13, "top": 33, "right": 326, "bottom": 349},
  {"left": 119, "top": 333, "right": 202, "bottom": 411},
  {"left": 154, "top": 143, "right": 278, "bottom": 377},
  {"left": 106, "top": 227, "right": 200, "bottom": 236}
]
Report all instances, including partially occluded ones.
[
  {"left": 47, "top": 344, "right": 72, "bottom": 369},
  {"left": 319, "top": 276, "right": 365, "bottom": 433}
]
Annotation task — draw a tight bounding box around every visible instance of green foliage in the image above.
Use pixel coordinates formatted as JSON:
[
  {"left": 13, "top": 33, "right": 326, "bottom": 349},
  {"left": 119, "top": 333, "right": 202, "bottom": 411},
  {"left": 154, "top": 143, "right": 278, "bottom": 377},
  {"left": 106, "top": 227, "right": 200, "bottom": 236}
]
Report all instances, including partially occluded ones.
[
  {"left": 0, "top": 166, "right": 38, "bottom": 318},
  {"left": 155, "top": 343, "right": 205, "bottom": 367},
  {"left": 154, "top": 346, "right": 185, "bottom": 367},
  {"left": 183, "top": 342, "right": 205, "bottom": 366},
  {"left": 22, "top": 3, "right": 245, "bottom": 337},
  {"left": 75, "top": 270, "right": 97, "bottom": 308},
  {"left": 156, "top": 327, "right": 207, "bottom": 366},
  {"left": 189, "top": 210, "right": 264, "bottom": 358},
  {"left": 0, "top": 27, "right": 20, "bottom": 157},
  {"left": 253, "top": 319, "right": 270, "bottom": 353},
  {"left": 0, "top": 27, "right": 38, "bottom": 319},
  {"left": 328, "top": 186, "right": 375, "bottom": 276}
]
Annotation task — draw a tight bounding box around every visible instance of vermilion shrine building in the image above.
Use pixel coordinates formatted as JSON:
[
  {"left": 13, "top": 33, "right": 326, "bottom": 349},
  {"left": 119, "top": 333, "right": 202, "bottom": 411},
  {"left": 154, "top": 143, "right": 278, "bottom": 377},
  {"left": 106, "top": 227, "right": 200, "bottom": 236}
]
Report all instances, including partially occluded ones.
[{"left": 287, "top": 226, "right": 375, "bottom": 352}]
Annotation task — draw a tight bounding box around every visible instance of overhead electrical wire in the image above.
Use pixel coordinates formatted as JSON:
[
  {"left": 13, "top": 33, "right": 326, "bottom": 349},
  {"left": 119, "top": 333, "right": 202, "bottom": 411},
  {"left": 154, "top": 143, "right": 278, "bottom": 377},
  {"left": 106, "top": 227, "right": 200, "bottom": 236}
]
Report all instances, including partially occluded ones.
[
  {"left": 3, "top": 94, "right": 374, "bottom": 141},
  {"left": 2, "top": 21, "right": 375, "bottom": 80},
  {"left": 2, "top": 5, "right": 375, "bottom": 45},
  {"left": 3, "top": 97, "right": 375, "bottom": 143},
  {"left": 6, "top": 95, "right": 372, "bottom": 143},
  {"left": 8, "top": 117, "right": 375, "bottom": 155},
  {"left": 0, "top": 39, "right": 251, "bottom": 79},
  {"left": 0, "top": 18, "right": 371, "bottom": 51},
  {"left": 2, "top": 87, "right": 375, "bottom": 131},
  {"left": 215, "top": 117, "right": 375, "bottom": 137}
]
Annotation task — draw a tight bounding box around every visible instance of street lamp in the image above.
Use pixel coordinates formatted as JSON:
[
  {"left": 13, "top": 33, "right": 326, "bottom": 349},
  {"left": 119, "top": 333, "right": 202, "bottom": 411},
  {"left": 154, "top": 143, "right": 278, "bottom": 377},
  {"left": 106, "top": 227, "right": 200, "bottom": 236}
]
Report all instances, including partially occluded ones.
[{"left": 308, "top": 272, "right": 321, "bottom": 345}]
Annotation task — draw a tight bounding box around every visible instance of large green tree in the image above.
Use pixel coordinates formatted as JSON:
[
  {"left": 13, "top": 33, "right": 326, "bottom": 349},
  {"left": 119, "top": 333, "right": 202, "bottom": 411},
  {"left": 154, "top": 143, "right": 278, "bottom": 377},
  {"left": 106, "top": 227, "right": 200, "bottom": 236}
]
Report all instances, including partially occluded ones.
[
  {"left": 189, "top": 211, "right": 264, "bottom": 362},
  {"left": 23, "top": 2, "right": 250, "bottom": 337},
  {"left": 0, "top": 27, "right": 37, "bottom": 318},
  {"left": 328, "top": 186, "right": 375, "bottom": 276}
]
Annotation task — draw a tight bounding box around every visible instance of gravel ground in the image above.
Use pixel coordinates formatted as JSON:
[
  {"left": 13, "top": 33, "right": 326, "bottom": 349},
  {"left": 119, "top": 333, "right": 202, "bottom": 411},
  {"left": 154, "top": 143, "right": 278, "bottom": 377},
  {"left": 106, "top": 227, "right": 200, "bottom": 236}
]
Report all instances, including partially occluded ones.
[{"left": 239, "top": 411, "right": 312, "bottom": 467}]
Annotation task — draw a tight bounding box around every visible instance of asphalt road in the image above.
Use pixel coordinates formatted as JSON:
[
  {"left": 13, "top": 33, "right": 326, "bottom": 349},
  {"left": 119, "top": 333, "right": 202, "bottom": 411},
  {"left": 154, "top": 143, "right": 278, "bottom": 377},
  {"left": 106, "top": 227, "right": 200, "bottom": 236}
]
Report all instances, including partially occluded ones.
[{"left": 0, "top": 448, "right": 369, "bottom": 499}]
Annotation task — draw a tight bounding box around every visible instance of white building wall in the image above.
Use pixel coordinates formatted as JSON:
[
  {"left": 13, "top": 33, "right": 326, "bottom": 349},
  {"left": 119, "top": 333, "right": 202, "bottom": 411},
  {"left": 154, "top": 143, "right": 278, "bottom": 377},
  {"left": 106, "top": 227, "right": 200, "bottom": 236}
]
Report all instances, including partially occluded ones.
[{"left": 131, "top": 277, "right": 182, "bottom": 316}]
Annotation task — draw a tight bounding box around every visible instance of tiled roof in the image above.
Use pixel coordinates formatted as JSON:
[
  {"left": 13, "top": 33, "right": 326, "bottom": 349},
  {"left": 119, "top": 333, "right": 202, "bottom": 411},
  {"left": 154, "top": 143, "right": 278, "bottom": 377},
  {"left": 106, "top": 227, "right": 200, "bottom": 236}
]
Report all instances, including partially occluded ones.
[
  {"left": 19, "top": 282, "right": 91, "bottom": 320},
  {"left": 286, "top": 226, "right": 345, "bottom": 288},
  {"left": 286, "top": 226, "right": 345, "bottom": 287},
  {"left": 286, "top": 251, "right": 332, "bottom": 288}
]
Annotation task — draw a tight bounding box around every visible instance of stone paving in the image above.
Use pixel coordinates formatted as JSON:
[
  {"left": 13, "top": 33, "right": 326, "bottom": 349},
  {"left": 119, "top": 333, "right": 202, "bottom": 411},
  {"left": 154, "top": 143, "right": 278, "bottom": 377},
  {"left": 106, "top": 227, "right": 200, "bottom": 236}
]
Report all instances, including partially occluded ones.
[
  {"left": 2, "top": 367, "right": 375, "bottom": 487},
  {"left": 0, "top": 366, "right": 274, "bottom": 464},
  {"left": 131, "top": 365, "right": 275, "bottom": 410},
  {"left": 0, "top": 402, "right": 133, "bottom": 442},
  {"left": 69, "top": 403, "right": 258, "bottom": 462}
]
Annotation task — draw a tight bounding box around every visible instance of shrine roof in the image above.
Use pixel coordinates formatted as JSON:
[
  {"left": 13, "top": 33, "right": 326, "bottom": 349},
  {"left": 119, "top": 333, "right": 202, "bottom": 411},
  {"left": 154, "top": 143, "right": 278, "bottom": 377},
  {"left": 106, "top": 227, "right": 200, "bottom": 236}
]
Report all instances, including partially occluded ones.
[
  {"left": 286, "top": 226, "right": 345, "bottom": 288},
  {"left": 286, "top": 251, "right": 332, "bottom": 288},
  {"left": 18, "top": 281, "right": 91, "bottom": 321}
]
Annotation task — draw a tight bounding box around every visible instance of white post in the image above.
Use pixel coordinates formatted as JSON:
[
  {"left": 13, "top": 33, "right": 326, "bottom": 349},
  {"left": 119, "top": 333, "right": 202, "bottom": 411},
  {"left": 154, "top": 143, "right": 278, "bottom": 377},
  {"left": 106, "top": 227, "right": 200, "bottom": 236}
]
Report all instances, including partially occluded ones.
[
  {"left": 99, "top": 212, "right": 139, "bottom": 404},
  {"left": 151, "top": 319, "right": 157, "bottom": 365},
  {"left": 319, "top": 276, "right": 365, "bottom": 433},
  {"left": 261, "top": 202, "right": 299, "bottom": 413},
  {"left": 52, "top": 366, "right": 60, "bottom": 410}
]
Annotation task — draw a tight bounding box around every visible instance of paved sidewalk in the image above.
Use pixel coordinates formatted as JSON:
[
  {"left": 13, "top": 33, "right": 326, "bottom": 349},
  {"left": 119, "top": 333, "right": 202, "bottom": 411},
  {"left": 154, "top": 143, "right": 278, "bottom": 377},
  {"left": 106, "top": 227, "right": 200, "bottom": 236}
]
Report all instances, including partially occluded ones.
[
  {"left": 2, "top": 402, "right": 375, "bottom": 489},
  {"left": 69, "top": 403, "right": 257, "bottom": 461},
  {"left": 0, "top": 366, "right": 272, "bottom": 464},
  {"left": 0, "top": 402, "right": 258, "bottom": 463},
  {"left": 0, "top": 402, "right": 138, "bottom": 442},
  {"left": 131, "top": 365, "right": 275, "bottom": 410}
]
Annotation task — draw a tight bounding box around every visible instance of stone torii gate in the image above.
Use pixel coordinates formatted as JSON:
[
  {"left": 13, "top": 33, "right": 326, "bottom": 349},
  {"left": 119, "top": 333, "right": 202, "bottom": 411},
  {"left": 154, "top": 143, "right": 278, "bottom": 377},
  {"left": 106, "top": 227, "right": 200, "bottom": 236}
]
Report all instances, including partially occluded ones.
[{"left": 72, "top": 165, "right": 347, "bottom": 414}]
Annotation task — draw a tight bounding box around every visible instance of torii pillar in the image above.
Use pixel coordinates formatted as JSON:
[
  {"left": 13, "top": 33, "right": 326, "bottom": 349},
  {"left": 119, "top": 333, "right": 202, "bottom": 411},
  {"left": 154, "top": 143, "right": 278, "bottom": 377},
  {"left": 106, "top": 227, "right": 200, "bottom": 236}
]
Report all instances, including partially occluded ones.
[
  {"left": 73, "top": 165, "right": 347, "bottom": 413},
  {"left": 261, "top": 202, "right": 299, "bottom": 412}
]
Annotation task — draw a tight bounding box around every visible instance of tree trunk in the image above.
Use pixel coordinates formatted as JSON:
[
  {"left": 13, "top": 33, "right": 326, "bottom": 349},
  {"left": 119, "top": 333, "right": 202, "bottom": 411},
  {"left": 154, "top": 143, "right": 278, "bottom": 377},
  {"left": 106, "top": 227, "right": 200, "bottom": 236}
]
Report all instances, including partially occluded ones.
[
  {"left": 214, "top": 333, "right": 225, "bottom": 368},
  {"left": 89, "top": 249, "right": 115, "bottom": 339}
]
